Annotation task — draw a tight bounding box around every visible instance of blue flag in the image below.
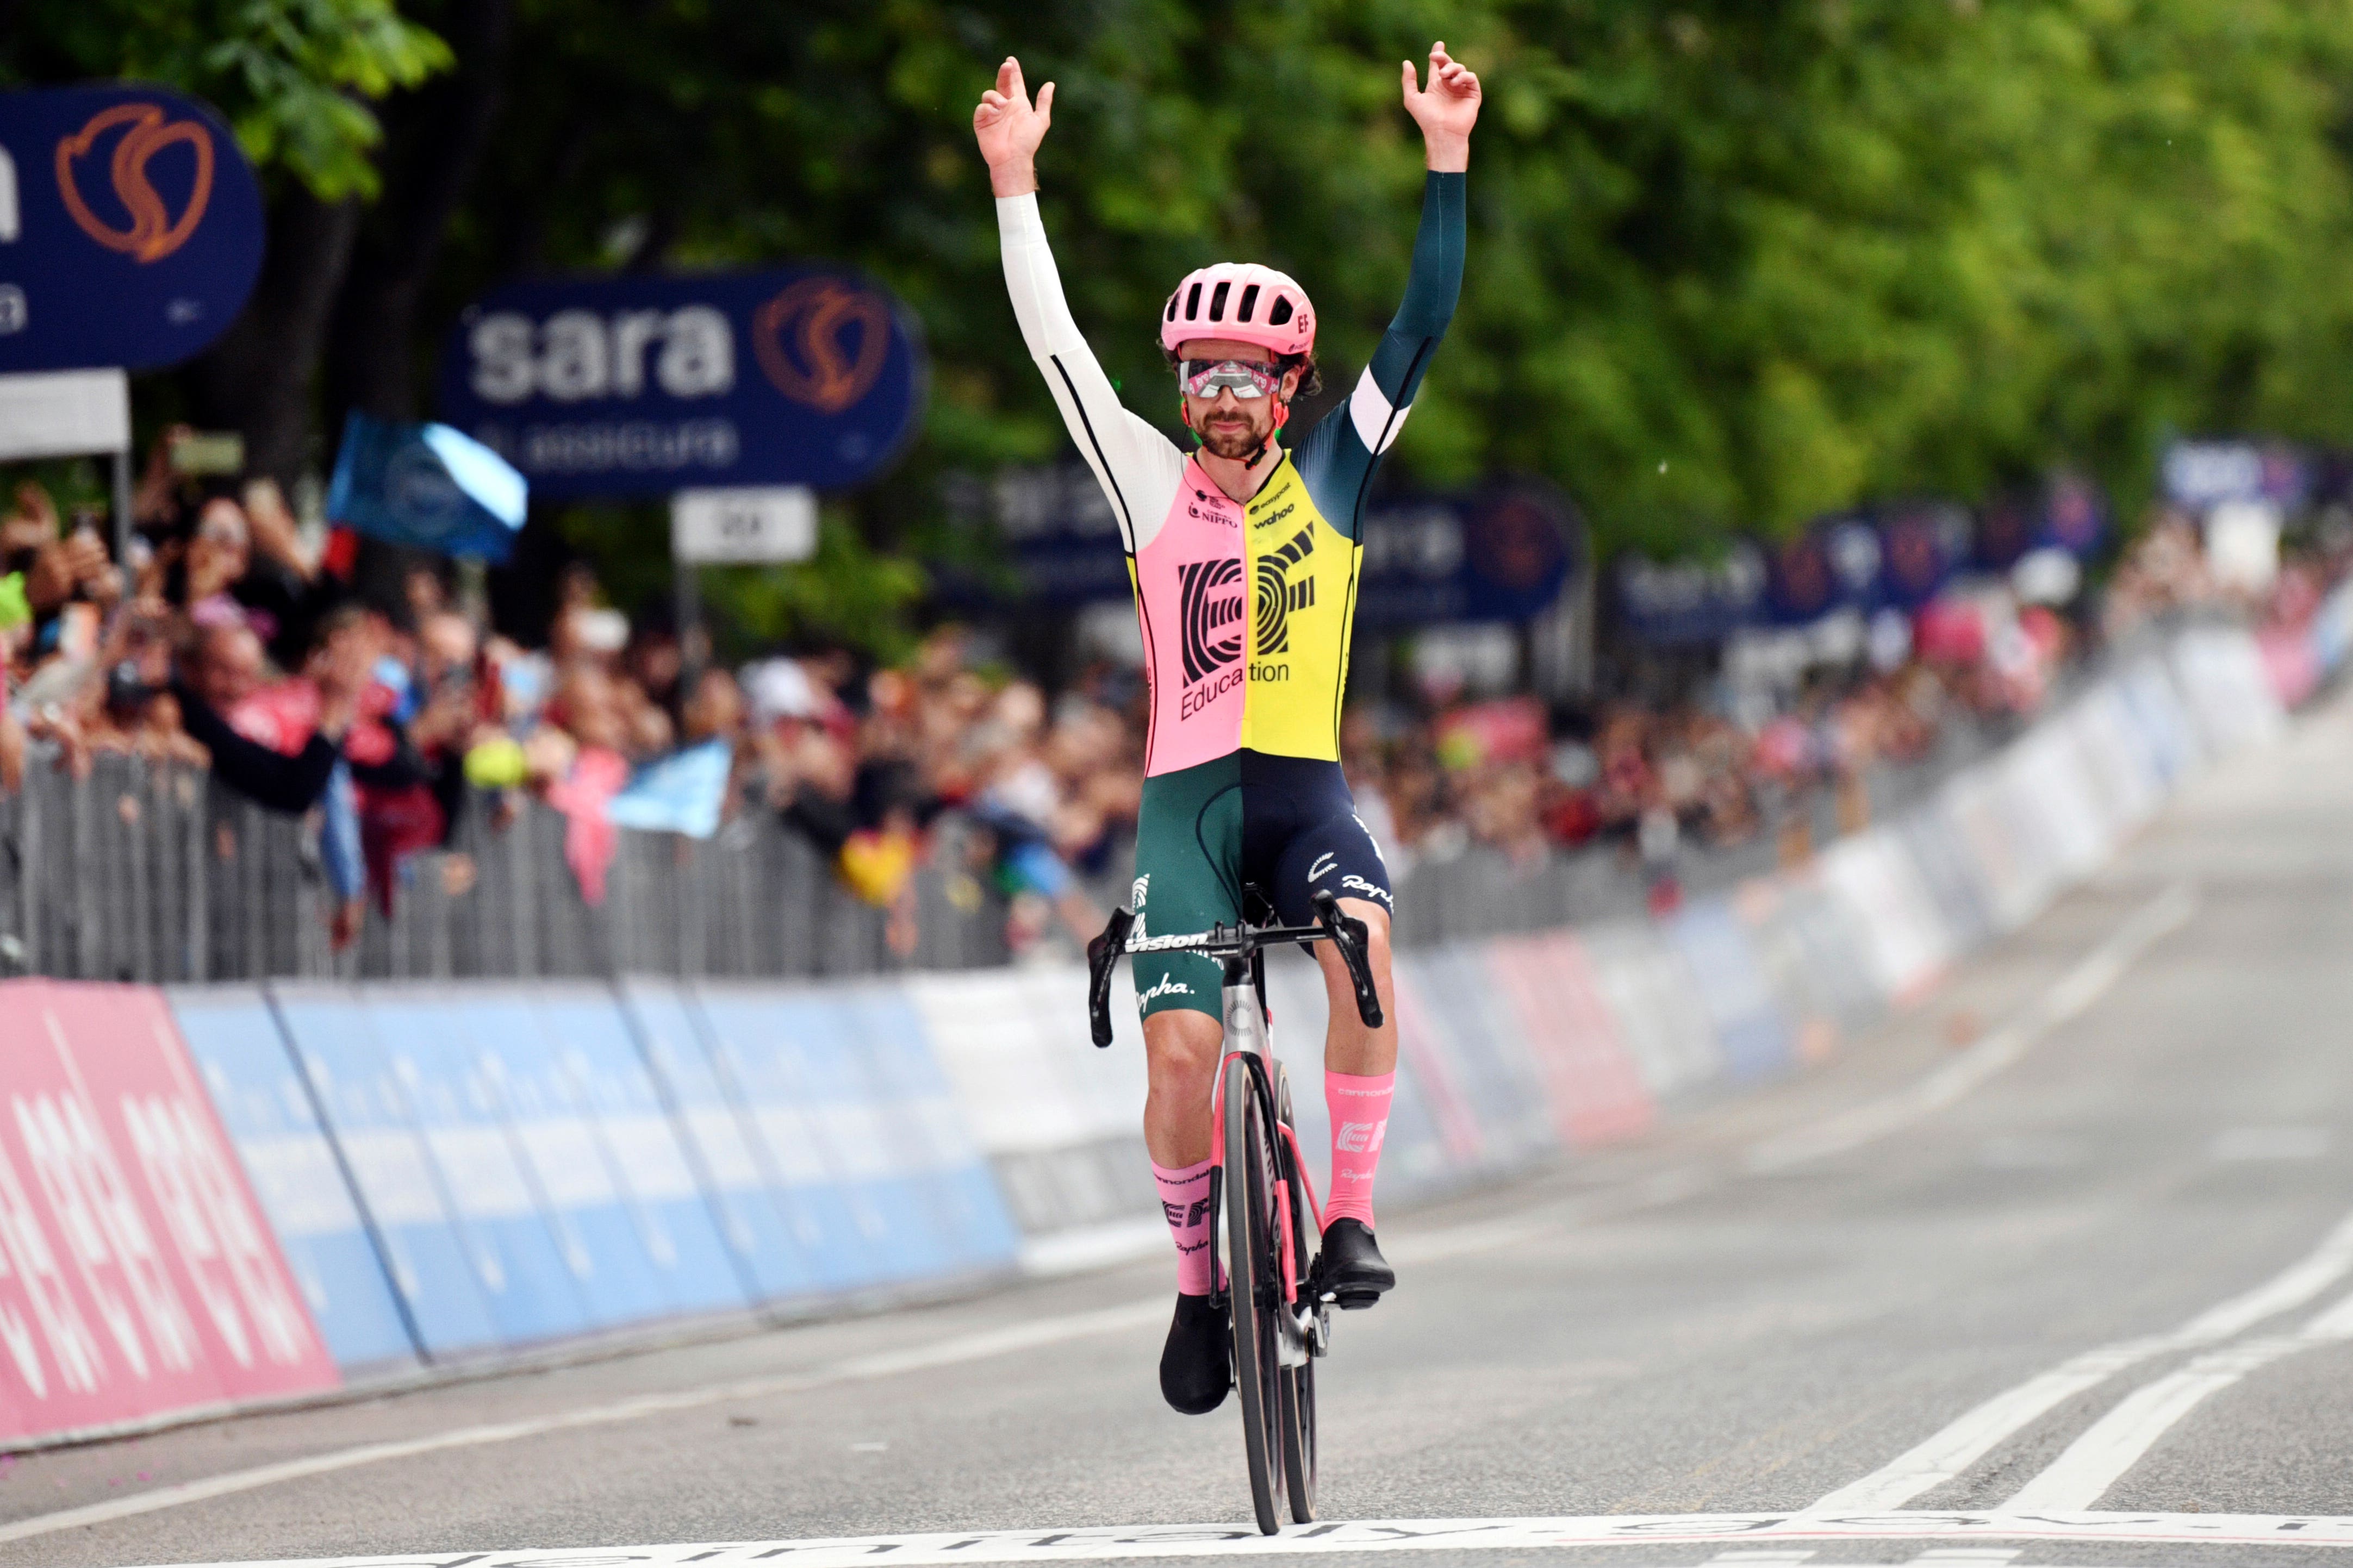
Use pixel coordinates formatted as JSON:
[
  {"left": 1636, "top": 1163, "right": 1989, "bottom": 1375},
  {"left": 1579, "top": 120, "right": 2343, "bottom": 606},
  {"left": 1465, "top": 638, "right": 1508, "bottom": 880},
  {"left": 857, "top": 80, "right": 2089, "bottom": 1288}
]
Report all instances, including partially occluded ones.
[
  {"left": 326, "top": 411, "right": 528, "bottom": 562},
  {"left": 606, "top": 740, "right": 733, "bottom": 839}
]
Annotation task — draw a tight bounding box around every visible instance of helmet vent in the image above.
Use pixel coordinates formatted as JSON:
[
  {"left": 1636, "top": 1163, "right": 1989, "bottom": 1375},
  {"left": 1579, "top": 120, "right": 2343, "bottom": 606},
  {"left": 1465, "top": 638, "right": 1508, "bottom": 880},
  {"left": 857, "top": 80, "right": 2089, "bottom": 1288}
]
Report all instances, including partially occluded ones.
[
  {"left": 1208, "top": 281, "right": 1230, "bottom": 322},
  {"left": 1237, "top": 284, "right": 1260, "bottom": 322},
  {"left": 1267, "top": 295, "right": 1294, "bottom": 327},
  {"left": 1186, "top": 281, "right": 1203, "bottom": 320},
  {"left": 1165, "top": 294, "right": 1178, "bottom": 323}
]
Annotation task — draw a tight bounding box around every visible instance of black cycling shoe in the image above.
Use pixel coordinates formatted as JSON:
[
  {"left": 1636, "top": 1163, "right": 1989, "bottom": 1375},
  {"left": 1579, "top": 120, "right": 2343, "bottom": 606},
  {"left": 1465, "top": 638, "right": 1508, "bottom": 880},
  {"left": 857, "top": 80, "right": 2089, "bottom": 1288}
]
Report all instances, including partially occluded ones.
[
  {"left": 1159, "top": 1292, "right": 1230, "bottom": 1414},
  {"left": 1316, "top": 1217, "right": 1395, "bottom": 1309}
]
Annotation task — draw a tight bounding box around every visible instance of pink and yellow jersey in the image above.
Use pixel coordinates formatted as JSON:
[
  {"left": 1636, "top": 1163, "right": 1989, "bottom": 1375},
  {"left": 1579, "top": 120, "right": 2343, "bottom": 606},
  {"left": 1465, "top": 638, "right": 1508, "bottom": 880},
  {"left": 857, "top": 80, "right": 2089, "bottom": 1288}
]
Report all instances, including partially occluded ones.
[{"left": 996, "top": 173, "right": 1464, "bottom": 776}]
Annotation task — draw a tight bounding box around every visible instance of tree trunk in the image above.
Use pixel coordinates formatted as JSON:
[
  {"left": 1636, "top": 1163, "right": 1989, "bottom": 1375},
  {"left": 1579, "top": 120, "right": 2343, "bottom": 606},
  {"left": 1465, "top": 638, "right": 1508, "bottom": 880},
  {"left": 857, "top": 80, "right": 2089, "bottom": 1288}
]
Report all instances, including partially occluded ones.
[
  {"left": 182, "top": 191, "right": 363, "bottom": 487},
  {"left": 324, "top": 0, "right": 517, "bottom": 426}
]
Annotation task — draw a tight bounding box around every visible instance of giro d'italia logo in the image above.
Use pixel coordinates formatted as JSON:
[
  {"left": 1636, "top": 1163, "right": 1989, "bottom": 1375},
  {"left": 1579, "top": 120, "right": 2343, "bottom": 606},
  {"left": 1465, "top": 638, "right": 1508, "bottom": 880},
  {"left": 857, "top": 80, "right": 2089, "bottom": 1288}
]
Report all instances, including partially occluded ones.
[
  {"left": 752, "top": 277, "right": 892, "bottom": 413},
  {"left": 1254, "top": 526, "right": 1316, "bottom": 655},
  {"left": 1179, "top": 557, "right": 1246, "bottom": 685},
  {"left": 55, "top": 102, "right": 215, "bottom": 263}
]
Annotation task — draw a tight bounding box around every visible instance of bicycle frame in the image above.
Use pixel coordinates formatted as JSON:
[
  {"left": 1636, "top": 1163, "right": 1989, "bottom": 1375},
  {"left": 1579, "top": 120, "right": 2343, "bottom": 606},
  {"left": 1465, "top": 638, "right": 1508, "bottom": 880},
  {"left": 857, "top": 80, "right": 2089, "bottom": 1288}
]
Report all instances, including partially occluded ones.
[{"left": 1204, "top": 950, "right": 1327, "bottom": 1369}]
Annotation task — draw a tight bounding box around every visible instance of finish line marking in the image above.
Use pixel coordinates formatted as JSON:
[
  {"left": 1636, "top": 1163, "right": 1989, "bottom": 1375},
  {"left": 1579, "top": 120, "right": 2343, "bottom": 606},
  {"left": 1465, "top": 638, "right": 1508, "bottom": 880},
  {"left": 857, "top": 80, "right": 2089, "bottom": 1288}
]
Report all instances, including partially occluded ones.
[{"left": 125, "top": 1514, "right": 2353, "bottom": 1568}]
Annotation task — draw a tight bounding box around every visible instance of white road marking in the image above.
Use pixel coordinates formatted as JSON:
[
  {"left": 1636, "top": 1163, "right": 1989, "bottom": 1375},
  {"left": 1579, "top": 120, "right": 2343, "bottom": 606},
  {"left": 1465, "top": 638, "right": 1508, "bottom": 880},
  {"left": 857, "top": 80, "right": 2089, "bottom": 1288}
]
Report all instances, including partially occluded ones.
[
  {"left": 0, "top": 882, "right": 2245, "bottom": 1552},
  {"left": 1700, "top": 1552, "right": 1815, "bottom": 1564},
  {"left": 123, "top": 1513, "right": 2353, "bottom": 1568},
  {"left": 0, "top": 1298, "right": 1167, "bottom": 1550},
  {"left": 2211, "top": 1127, "right": 2332, "bottom": 1162},
  {"left": 1749, "top": 885, "right": 2196, "bottom": 1173},
  {"left": 1809, "top": 1200, "right": 2353, "bottom": 1511},
  {"left": 2003, "top": 1285, "right": 2353, "bottom": 1510}
]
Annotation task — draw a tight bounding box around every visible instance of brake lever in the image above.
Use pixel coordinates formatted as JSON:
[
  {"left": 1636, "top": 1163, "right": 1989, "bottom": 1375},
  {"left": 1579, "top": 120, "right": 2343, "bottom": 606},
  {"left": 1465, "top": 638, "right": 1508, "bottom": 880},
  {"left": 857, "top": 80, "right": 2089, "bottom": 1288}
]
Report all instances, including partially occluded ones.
[
  {"left": 1086, "top": 907, "right": 1134, "bottom": 1047},
  {"left": 1310, "top": 889, "right": 1384, "bottom": 1029}
]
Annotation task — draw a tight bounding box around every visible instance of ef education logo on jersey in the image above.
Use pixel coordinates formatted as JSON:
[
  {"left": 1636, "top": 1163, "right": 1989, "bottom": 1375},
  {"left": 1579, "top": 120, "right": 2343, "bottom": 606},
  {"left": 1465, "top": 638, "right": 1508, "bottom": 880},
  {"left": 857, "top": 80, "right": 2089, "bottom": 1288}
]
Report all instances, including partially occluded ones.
[{"left": 1178, "top": 557, "right": 1247, "bottom": 688}]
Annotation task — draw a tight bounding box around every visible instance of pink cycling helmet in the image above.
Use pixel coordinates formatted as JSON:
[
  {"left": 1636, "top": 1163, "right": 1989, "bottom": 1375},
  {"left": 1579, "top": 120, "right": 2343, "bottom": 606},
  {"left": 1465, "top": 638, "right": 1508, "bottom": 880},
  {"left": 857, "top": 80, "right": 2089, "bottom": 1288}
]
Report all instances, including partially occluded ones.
[{"left": 1160, "top": 263, "right": 1316, "bottom": 358}]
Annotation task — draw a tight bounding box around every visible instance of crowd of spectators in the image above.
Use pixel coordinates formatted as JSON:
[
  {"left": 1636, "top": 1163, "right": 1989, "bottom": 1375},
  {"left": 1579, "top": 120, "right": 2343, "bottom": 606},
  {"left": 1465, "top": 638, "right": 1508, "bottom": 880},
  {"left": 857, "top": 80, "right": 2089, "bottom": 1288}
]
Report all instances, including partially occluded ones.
[{"left": 5, "top": 428, "right": 2345, "bottom": 955}]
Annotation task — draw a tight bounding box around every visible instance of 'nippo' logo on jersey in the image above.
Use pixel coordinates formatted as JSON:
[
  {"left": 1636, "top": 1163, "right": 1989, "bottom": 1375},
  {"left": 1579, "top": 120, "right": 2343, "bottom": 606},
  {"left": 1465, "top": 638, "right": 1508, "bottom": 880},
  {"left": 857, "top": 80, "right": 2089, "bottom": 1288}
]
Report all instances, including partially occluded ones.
[
  {"left": 1179, "top": 557, "right": 1246, "bottom": 684},
  {"left": 1254, "top": 526, "right": 1317, "bottom": 655}
]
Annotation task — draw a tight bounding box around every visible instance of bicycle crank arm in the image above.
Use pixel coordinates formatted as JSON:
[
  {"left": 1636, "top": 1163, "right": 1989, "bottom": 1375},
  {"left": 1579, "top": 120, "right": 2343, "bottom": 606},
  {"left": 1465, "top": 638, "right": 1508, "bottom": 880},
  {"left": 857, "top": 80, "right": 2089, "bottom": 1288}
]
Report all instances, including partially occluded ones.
[{"left": 1277, "top": 1301, "right": 1311, "bottom": 1369}]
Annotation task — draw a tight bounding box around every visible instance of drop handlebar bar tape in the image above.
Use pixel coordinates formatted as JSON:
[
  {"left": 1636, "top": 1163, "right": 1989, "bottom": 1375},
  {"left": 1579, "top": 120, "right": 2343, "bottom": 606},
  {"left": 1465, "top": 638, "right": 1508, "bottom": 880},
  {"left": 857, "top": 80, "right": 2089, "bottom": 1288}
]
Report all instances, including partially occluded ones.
[{"left": 1312, "top": 890, "right": 1384, "bottom": 1029}]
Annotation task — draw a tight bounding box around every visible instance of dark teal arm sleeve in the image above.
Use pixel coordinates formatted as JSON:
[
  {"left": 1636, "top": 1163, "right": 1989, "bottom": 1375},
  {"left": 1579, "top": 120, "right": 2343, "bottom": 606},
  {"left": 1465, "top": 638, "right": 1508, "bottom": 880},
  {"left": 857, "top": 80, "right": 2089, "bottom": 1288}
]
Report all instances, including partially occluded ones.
[{"left": 1366, "top": 171, "right": 1465, "bottom": 404}]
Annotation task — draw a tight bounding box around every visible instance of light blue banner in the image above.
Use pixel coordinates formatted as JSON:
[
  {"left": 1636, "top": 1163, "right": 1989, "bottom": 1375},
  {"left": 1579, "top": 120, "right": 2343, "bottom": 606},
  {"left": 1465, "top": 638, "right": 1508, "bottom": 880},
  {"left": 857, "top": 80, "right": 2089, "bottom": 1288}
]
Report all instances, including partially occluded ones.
[
  {"left": 615, "top": 981, "right": 820, "bottom": 1303},
  {"left": 692, "top": 987, "right": 901, "bottom": 1291},
  {"left": 268, "top": 987, "right": 501, "bottom": 1358},
  {"left": 837, "top": 985, "right": 1022, "bottom": 1275},
  {"left": 357, "top": 995, "right": 592, "bottom": 1345},
  {"left": 529, "top": 988, "right": 750, "bottom": 1319},
  {"left": 451, "top": 992, "right": 674, "bottom": 1330},
  {"left": 168, "top": 989, "right": 417, "bottom": 1370}
]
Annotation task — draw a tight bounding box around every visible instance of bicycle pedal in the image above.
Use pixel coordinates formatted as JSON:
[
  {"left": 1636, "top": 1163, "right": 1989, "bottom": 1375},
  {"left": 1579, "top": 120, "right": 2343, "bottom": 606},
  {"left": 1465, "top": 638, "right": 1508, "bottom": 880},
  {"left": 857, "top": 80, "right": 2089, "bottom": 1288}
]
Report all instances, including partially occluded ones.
[{"left": 1328, "top": 1286, "right": 1382, "bottom": 1311}]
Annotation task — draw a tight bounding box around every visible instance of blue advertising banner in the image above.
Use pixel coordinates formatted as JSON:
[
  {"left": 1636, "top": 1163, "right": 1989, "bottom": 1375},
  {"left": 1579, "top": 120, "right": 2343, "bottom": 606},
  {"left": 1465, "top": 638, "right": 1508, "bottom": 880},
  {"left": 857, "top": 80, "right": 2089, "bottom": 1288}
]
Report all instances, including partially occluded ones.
[
  {"left": 326, "top": 413, "right": 528, "bottom": 563},
  {"left": 1666, "top": 902, "right": 1793, "bottom": 1082},
  {"left": 1356, "top": 484, "right": 1580, "bottom": 627},
  {"left": 169, "top": 989, "right": 418, "bottom": 1370},
  {"left": 614, "top": 980, "right": 818, "bottom": 1303},
  {"left": 1766, "top": 516, "right": 1882, "bottom": 625},
  {"left": 1611, "top": 539, "right": 1769, "bottom": 646},
  {"left": 1876, "top": 501, "right": 1971, "bottom": 610},
  {"left": 1978, "top": 474, "right": 2113, "bottom": 569},
  {"left": 943, "top": 467, "right": 1580, "bottom": 625},
  {"left": 2161, "top": 440, "right": 2308, "bottom": 513},
  {"left": 0, "top": 84, "right": 264, "bottom": 372},
  {"left": 692, "top": 987, "right": 931, "bottom": 1288},
  {"left": 268, "top": 988, "right": 501, "bottom": 1358},
  {"left": 357, "top": 995, "right": 593, "bottom": 1345},
  {"left": 527, "top": 989, "right": 750, "bottom": 1320},
  {"left": 689, "top": 989, "right": 886, "bottom": 1293},
  {"left": 836, "top": 985, "right": 1022, "bottom": 1275},
  {"left": 435, "top": 267, "right": 924, "bottom": 498},
  {"left": 450, "top": 993, "right": 673, "bottom": 1330}
]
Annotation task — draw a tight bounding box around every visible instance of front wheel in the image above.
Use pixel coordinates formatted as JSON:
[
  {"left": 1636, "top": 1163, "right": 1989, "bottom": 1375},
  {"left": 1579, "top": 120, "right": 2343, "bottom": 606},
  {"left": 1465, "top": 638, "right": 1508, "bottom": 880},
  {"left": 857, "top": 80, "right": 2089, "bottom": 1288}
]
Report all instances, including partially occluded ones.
[
  {"left": 1274, "top": 1076, "right": 1317, "bottom": 1523},
  {"left": 1223, "top": 1054, "right": 1283, "bottom": 1535}
]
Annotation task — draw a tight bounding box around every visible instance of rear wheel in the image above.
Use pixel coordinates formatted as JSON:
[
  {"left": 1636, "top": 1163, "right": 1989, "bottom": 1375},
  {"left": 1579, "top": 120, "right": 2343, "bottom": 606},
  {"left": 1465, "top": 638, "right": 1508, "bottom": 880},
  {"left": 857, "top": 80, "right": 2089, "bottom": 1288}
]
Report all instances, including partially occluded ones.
[
  {"left": 1223, "top": 1055, "right": 1283, "bottom": 1536},
  {"left": 1275, "top": 1073, "right": 1318, "bottom": 1524}
]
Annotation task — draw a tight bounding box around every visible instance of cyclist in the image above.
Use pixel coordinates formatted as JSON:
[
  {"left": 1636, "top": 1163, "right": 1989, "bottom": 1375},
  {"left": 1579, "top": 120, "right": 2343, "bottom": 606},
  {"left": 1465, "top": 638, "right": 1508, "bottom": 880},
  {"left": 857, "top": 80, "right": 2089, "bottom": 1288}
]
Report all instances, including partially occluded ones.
[{"left": 975, "top": 43, "right": 1479, "bottom": 1415}]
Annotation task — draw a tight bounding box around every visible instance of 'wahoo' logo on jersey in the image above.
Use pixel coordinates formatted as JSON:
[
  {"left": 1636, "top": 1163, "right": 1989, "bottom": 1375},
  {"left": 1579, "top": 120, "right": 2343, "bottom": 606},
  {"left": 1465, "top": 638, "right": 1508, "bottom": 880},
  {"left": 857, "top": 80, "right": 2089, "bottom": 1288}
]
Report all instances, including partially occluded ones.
[
  {"left": 1179, "top": 557, "right": 1246, "bottom": 684},
  {"left": 1255, "top": 526, "right": 1317, "bottom": 656}
]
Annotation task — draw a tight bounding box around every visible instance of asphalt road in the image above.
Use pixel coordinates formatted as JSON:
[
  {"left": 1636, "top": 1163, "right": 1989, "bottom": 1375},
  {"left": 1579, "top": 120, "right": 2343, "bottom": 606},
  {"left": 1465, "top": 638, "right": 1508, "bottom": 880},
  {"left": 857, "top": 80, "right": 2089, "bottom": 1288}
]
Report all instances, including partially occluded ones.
[{"left": 10, "top": 693, "right": 2353, "bottom": 1568}]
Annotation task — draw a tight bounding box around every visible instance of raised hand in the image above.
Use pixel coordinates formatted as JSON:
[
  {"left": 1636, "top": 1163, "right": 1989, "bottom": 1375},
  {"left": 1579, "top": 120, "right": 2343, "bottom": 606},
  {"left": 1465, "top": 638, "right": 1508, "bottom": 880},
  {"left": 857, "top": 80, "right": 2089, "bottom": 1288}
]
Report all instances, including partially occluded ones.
[
  {"left": 1402, "top": 42, "right": 1481, "bottom": 171},
  {"left": 974, "top": 57, "right": 1056, "bottom": 197}
]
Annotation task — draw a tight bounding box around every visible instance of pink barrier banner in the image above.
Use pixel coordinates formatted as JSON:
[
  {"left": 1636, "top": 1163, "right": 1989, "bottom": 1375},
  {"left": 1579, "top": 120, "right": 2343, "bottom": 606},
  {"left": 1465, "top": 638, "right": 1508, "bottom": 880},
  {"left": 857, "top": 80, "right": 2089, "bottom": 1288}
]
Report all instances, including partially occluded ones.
[
  {"left": 1387, "top": 965, "right": 1486, "bottom": 1166},
  {"left": 0, "top": 980, "right": 340, "bottom": 1445},
  {"left": 1485, "top": 932, "right": 1654, "bottom": 1146}
]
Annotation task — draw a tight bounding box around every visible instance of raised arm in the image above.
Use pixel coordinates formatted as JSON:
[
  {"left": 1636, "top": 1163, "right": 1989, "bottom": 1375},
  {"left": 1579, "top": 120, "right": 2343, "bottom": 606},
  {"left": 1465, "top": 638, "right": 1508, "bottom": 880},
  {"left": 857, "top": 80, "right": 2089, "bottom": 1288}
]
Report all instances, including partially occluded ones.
[
  {"left": 1303, "top": 45, "right": 1479, "bottom": 530},
  {"left": 1354, "top": 45, "right": 1479, "bottom": 447},
  {"left": 978, "top": 58, "right": 1182, "bottom": 552}
]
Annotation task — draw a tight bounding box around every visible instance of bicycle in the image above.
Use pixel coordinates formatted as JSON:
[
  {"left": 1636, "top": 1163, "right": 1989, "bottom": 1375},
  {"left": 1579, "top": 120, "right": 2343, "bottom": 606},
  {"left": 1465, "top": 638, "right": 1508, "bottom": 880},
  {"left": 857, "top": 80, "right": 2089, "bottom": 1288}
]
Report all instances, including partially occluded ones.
[{"left": 1086, "top": 888, "right": 1386, "bottom": 1535}]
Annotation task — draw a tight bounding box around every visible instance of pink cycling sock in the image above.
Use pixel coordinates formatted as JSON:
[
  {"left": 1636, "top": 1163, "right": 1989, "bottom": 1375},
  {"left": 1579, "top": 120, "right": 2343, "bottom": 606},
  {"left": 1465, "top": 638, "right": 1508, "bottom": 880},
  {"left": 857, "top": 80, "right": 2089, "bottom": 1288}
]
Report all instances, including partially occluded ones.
[
  {"left": 1154, "top": 1158, "right": 1216, "bottom": 1295},
  {"left": 1323, "top": 1070, "right": 1395, "bottom": 1230}
]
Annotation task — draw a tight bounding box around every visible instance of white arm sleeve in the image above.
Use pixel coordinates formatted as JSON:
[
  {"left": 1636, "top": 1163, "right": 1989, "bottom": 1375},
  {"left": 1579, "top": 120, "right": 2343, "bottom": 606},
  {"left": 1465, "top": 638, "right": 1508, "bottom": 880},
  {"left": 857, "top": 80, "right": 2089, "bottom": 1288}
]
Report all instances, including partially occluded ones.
[{"left": 998, "top": 193, "right": 1183, "bottom": 551}]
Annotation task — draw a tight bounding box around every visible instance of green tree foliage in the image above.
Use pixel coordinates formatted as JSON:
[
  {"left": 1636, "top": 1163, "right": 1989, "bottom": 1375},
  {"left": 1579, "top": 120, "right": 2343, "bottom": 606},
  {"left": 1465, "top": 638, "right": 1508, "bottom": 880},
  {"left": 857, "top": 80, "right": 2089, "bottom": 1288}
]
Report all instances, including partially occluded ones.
[
  {"left": 15, "top": 0, "right": 2353, "bottom": 621},
  {"left": 440, "top": 0, "right": 2353, "bottom": 564},
  {"left": 2, "top": 0, "right": 450, "bottom": 197}
]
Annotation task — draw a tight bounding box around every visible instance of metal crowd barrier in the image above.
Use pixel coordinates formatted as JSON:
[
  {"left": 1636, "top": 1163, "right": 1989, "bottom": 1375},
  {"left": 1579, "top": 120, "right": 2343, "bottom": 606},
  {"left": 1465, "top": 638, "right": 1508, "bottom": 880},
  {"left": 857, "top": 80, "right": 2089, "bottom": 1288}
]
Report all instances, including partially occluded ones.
[
  {"left": 0, "top": 694, "right": 2063, "bottom": 983},
  {"left": 0, "top": 748, "right": 1012, "bottom": 983}
]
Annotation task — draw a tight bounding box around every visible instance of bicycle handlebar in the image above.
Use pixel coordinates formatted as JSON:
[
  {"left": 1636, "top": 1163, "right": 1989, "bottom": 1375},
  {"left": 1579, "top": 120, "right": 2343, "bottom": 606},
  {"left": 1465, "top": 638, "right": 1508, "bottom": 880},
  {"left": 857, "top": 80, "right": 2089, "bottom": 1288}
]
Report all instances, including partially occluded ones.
[
  {"left": 1084, "top": 892, "right": 1384, "bottom": 1047},
  {"left": 1086, "top": 907, "right": 1133, "bottom": 1048},
  {"left": 1312, "top": 890, "right": 1385, "bottom": 1030}
]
